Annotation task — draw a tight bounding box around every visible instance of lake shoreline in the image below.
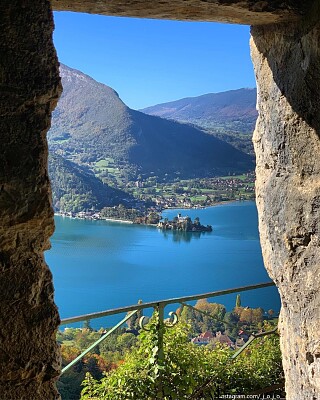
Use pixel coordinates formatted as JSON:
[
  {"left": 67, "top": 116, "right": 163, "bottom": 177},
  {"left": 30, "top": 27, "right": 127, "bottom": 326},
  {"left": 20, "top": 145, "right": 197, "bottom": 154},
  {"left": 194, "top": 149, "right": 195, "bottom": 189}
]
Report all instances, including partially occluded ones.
[
  {"left": 103, "top": 218, "right": 133, "bottom": 224},
  {"left": 164, "top": 199, "right": 245, "bottom": 210},
  {"left": 54, "top": 199, "right": 248, "bottom": 224}
]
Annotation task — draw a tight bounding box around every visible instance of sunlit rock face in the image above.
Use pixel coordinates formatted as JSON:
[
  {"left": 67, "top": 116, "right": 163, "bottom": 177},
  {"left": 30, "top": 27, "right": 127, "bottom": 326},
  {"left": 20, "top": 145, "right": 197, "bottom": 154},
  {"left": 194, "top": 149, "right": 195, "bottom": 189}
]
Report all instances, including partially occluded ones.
[
  {"left": 251, "top": 15, "right": 320, "bottom": 399},
  {"left": 0, "top": 0, "right": 319, "bottom": 399},
  {"left": 0, "top": 1, "right": 61, "bottom": 399}
]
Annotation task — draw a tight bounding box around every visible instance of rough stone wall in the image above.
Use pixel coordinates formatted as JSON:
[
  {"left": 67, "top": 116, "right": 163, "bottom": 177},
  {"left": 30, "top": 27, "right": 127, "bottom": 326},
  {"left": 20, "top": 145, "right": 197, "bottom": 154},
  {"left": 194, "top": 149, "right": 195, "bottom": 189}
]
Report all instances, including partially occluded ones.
[
  {"left": 251, "top": 10, "right": 320, "bottom": 399},
  {"left": 0, "top": 1, "right": 61, "bottom": 399}
]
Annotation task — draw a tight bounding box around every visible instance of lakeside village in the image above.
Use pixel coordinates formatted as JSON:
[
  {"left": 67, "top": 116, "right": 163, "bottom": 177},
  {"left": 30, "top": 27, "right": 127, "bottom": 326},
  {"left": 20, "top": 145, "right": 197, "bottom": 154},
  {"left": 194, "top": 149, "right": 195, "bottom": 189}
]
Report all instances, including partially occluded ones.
[
  {"left": 56, "top": 204, "right": 213, "bottom": 232},
  {"left": 55, "top": 173, "right": 256, "bottom": 230},
  {"left": 57, "top": 207, "right": 213, "bottom": 233}
]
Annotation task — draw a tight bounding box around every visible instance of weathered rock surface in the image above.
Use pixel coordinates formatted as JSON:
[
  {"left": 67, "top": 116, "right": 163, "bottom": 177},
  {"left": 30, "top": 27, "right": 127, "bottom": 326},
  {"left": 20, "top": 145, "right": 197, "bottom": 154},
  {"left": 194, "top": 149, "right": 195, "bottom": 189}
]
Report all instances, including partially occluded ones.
[
  {"left": 52, "top": 0, "right": 306, "bottom": 25},
  {"left": 0, "top": 1, "right": 61, "bottom": 398},
  {"left": 251, "top": 7, "right": 320, "bottom": 398}
]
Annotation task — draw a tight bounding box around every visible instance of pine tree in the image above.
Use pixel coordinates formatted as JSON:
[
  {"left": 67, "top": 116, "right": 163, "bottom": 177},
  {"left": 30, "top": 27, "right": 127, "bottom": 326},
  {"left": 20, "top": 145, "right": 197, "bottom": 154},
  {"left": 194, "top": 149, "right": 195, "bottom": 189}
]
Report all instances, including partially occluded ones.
[{"left": 83, "top": 319, "right": 93, "bottom": 331}]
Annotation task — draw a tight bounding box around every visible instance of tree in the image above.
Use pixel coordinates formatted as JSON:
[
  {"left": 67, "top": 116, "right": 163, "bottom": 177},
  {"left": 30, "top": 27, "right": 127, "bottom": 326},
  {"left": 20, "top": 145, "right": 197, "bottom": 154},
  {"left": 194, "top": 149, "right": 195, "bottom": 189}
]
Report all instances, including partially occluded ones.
[
  {"left": 61, "top": 345, "right": 81, "bottom": 365},
  {"left": 268, "top": 309, "right": 275, "bottom": 318},
  {"left": 239, "top": 307, "right": 264, "bottom": 325},
  {"left": 239, "top": 308, "right": 253, "bottom": 323},
  {"left": 194, "top": 217, "right": 200, "bottom": 226},
  {"left": 223, "top": 311, "right": 240, "bottom": 339},
  {"left": 236, "top": 294, "right": 241, "bottom": 308},
  {"left": 252, "top": 308, "right": 264, "bottom": 324},
  {"left": 84, "top": 354, "right": 103, "bottom": 380},
  {"left": 83, "top": 319, "right": 93, "bottom": 331},
  {"left": 147, "top": 212, "right": 160, "bottom": 225},
  {"left": 178, "top": 299, "right": 226, "bottom": 335}
]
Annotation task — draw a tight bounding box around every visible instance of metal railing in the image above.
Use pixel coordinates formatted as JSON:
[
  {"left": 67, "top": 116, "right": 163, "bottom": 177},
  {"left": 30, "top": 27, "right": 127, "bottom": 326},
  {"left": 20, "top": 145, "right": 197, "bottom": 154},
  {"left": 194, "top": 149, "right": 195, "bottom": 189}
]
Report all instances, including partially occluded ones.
[
  {"left": 61, "top": 281, "right": 275, "bottom": 325},
  {"left": 60, "top": 281, "right": 277, "bottom": 377}
]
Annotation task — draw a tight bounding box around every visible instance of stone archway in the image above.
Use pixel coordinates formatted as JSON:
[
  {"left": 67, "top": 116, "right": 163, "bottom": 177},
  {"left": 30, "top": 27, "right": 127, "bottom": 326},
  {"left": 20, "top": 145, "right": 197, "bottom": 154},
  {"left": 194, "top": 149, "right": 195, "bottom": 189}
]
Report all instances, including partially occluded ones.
[{"left": 0, "top": 1, "right": 319, "bottom": 398}]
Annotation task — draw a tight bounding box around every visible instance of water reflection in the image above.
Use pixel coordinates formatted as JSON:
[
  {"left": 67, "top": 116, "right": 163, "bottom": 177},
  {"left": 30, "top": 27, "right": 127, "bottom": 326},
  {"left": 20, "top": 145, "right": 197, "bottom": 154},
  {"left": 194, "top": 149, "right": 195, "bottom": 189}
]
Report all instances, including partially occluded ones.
[{"left": 160, "top": 229, "right": 210, "bottom": 243}]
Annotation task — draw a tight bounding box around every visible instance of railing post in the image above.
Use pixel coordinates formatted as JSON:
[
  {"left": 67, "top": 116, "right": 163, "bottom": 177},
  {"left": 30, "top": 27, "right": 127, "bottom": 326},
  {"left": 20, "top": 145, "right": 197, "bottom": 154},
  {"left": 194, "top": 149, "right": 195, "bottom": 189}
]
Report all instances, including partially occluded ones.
[
  {"left": 157, "top": 303, "right": 165, "bottom": 363},
  {"left": 156, "top": 303, "right": 165, "bottom": 398}
]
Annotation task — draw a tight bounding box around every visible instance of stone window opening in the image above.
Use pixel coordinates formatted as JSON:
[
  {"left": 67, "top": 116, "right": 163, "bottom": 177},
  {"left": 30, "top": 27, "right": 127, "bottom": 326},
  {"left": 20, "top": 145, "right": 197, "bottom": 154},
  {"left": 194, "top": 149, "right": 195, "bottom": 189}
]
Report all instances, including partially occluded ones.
[{"left": 0, "top": 1, "right": 319, "bottom": 399}]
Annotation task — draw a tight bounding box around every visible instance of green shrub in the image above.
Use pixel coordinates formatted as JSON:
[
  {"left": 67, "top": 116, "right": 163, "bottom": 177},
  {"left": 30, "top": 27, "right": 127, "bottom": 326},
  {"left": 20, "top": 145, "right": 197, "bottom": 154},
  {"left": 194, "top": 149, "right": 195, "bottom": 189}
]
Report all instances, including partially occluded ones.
[{"left": 81, "top": 315, "right": 283, "bottom": 400}]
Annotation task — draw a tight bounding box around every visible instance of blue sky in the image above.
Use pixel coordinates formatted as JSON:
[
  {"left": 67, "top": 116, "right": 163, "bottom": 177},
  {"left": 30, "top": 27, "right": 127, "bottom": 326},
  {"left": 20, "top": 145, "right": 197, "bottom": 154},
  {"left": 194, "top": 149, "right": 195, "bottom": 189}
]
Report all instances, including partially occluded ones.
[{"left": 53, "top": 12, "right": 255, "bottom": 110}]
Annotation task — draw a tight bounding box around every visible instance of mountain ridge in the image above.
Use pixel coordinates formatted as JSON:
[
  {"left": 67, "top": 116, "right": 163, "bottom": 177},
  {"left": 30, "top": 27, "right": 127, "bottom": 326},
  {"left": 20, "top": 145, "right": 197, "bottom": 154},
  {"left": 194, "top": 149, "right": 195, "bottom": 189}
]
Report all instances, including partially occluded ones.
[
  {"left": 48, "top": 64, "right": 254, "bottom": 180},
  {"left": 140, "top": 88, "right": 257, "bottom": 130}
]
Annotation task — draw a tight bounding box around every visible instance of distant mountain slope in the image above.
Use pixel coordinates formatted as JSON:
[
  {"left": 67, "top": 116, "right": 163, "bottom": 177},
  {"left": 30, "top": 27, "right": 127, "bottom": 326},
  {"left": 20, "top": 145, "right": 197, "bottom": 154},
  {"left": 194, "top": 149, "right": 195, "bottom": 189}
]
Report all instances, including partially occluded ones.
[
  {"left": 48, "top": 152, "right": 132, "bottom": 212},
  {"left": 49, "top": 64, "right": 136, "bottom": 164},
  {"left": 140, "top": 88, "right": 258, "bottom": 133},
  {"left": 140, "top": 89, "right": 258, "bottom": 155},
  {"left": 128, "top": 109, "right": 253, "bottom": 177},
  {"left": 48, "top": 64, "right": 254, "bottom": 179}
]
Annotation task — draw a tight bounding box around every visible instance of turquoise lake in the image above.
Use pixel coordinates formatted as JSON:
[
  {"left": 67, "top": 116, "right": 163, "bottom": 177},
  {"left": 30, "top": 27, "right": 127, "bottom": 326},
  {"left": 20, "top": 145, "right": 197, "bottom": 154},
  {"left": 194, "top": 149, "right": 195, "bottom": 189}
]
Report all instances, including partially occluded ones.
[{"left": 45, "top": 201, "right": 281, "bottom": 328}]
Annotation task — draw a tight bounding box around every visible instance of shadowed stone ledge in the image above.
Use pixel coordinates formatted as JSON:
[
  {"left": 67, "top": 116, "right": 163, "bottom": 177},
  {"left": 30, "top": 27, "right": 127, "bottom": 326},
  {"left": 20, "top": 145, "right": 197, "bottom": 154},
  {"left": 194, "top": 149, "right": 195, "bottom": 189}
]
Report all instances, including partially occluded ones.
[{"left": 51, "top": 0, "right": 307, "bottom": 25}]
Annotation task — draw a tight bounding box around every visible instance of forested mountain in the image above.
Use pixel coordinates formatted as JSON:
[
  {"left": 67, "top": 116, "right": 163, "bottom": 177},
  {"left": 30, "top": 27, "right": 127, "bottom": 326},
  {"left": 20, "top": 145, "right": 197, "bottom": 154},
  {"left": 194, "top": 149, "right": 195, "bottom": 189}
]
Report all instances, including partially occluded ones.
[
  {"left": 140, "top": 89, "right": 258, "bottom": 154},
  {"left": 48, "top": 64, "right": 254, "bottom": 179},
  {"left": 140, "top": 88, "right": 257, "bottom": 131},
  {"left": 48, "top": 153, "right": 132, "bottom": 212}
]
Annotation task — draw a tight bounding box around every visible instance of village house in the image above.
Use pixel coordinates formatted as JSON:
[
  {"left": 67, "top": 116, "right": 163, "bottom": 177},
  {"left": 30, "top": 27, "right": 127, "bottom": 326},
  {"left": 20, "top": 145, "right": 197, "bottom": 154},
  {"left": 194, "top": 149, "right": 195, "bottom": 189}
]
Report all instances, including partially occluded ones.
[
  {"left": 191, "top": 331, "right": 234, "bottom": 348},
  {"left": 191, "top": 331, "right": 214, "bottom": 345},
  {"left": 212, "top": 331, "right": 234, "bottom": 348}
]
